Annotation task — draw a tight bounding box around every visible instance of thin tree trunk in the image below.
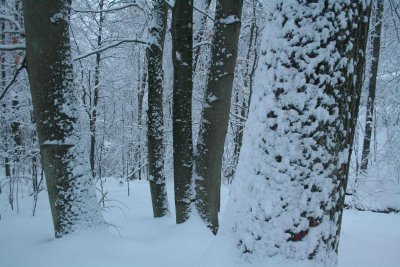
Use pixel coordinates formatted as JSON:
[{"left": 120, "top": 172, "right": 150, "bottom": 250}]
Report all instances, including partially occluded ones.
[
  {"left": 137, "top": 71, "right": 145, "bottom": 180},
  {"left": 195, "top": 0, "right": 243, "bottom": 233},
  {"left": 147, "top": 0, "right": 169, "bottom": 217},
  {"left": 227, "top": 0, "right": 259, "bottom": 184},
  {"left": 90, "top": 0, "right": 104, "bottom": 178},
  {"left": 0, "top": 0, "right": 10, "bottom": 183},
  {"left": 22, "top": 0, "right": 103, "bottom": 237},
  {"left": 171, "top": 0, "right": 193, "bottom": 224},
  {"left": 193, "top": 0, "right": 212, "bottom": 73},
  {"left": 360, "top": 0, "right": 384, "bottom": 172}
]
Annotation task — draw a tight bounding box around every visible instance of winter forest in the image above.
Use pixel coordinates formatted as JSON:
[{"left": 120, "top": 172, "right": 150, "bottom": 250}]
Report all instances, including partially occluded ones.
[{"left": 0, "top": 0, "right": 399, "bottom": 266}]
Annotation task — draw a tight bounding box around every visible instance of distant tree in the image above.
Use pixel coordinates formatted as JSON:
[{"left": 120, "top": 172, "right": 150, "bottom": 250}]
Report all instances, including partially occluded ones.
[
  {"left": 226, "top": 0, "right": 370, "bottom": 265},
  {"left": 360, "top": 0, "right": 384, "bottom": 172},
  {"left": 22, "top": 0, "right": 103, "bottom": 237}
]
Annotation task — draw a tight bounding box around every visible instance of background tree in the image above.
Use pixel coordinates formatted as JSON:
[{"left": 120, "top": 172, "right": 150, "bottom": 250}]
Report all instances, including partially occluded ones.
[{"left": 360, "top": 0, "right": 384, "bottom": 172}]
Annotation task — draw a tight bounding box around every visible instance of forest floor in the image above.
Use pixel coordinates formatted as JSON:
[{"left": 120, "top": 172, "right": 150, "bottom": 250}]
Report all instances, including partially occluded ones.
[{"left": 0, "top": 178, "right": 399, "bottom": 267}]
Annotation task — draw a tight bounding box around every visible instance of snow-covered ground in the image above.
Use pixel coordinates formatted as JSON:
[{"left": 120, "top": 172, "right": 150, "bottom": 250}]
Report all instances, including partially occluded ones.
[{"left": 0, "top": 179, "right": 399, "bottom": 267}]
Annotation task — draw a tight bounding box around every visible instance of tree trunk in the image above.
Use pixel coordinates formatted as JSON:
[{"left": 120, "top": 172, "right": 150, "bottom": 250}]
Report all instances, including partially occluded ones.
[
  {"left": 226, "top": 1, "right": 370, "bottom": 265},
  {"left": 195, "top": 0, "right": 243, "bottom": 234},
  {"left": 0, "top": 1, "right": 10, "bottom": 183},
  {"left": 193, "top": 0, "right": 212, "bottom": 73},
  {"left": 22, "top": 0, "right": 103, "bottom": 238},
  {"left": 360, "top": 0, "right": 384, "bottom": 172},
  {"left": 89, "top": 0, "right": 105, "bottom": 179},
  {"left": 147, "top": 0, "right": 169, "bottom": 218},
  {"left": 171, "top": 0, "right": 193, "bottom": 224},
  {"left": 227, "top": 0, "right": 260, "bottom": 184}
]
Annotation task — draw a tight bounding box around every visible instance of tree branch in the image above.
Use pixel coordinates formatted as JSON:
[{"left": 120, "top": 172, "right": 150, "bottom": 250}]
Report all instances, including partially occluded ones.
[
  {"left": 0, "top": 57, "right": 26, "bottom": 102},
  {"left": 73, "top": 39, "right": 148, "bottom": 61},
  {"left": 193, "top": 5, "right": 214, "bottom": 22},
  {"left": 72, "top": 2, "right": 146, "bottom": 14},
  {"left": 0, "top": 44, "right": 26, "bottom": 51}
]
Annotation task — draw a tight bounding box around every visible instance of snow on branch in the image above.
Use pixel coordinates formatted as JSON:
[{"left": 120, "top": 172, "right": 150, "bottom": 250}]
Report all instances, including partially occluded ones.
[
  {"left": 163, "top": 0, "right": 175, "bottom": 8},
  {"left": 0, "top": 15, "right": 23, "bottom": 30},
  {"left": 1, "top": 30, "right": 25, "bottom": 36},
  {"left": 0, "top": 44, "right": 26, "bottom": 51},
  {"left": 73, "top": 39, "right": 148, "bottom": 61},
  {"left": 193, "top": 41, "right": 212, "bottom": 49}
]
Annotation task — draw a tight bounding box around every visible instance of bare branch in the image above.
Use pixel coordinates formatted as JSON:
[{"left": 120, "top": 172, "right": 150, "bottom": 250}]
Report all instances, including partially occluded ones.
[
  {"left": 0, "top": 57, "right": 26, "bottom": 102},
  {"left": 193, "top": 5, "right": 214, "bottom": 22},
  {"left": 73, "top": 39, "right": 148, "bottom": 61},
  {"left": 72, "top": 2, "right": 146, "bottom": 14}
]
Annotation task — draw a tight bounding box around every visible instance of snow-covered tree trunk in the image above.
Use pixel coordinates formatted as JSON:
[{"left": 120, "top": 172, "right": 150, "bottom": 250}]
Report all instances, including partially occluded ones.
[
  {"left": 22, "top": 0, "right": 103, "bottom": 237},
  {"left": 225, "top": 0, "right": 370, "bottom": 265},
  {"left": 195, "top": 0, "right": 244, "bottom": 234},
  {"left": 147, "top": 0, "right": 169, "bottom": 218},
  {"left": 171, "top": 0, "right": 193, "bottom": 224}
]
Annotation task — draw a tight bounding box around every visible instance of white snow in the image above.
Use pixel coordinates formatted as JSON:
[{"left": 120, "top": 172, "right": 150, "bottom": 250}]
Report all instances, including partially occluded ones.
[{"left": 0, "top": 178, "right": 399, "bottom": 267}]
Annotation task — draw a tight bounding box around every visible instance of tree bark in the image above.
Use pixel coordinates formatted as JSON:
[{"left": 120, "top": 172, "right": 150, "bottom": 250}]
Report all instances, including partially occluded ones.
[
  {"left": 147, "top": 0, "right": 169, "bottom": 218},
  {"left": 22, "top": 0, "right": 103, "bottom": 237},
  {"left": 360, "top": 0, "right": 384, "bottom": 172},
  {"left": 171, "top": 0, "right": 193, "bottom": 224},
  {"left": 89, "top": 0, "right": 105, "bottom": 179},
  {"left": 195, "top": 0, "right": 243, "bottom": 234},
  {"left": 226, "top": 1, "right": 370, "bottom": 264}
]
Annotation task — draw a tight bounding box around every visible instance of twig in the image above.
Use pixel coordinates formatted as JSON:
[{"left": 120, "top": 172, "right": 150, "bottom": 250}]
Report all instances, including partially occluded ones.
[
  {"left": 0, "top": 57, "right": 26, "bottom": 102},
  {"left": 73, "top": 39, "right": 148, "bottom": 61}
]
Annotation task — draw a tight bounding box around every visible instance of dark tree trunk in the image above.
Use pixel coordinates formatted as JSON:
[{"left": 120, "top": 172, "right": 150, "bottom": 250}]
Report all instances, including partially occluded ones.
[
  {"left": 195, "top": 0, "right": 243, "bottom": 234},
  {"left": 89, "top": 0, "right": 104, "bottom": 179},
  {"left": 147, "top": 0, "right": 169, "bottom": 218},
  {"left": 22, "top": 0, "right": 102, "bottom": 237},
  {"left": 171, "top": 0, "right": 194, "bottom": 224},
  {"left": 360, "top": 0, "right": 384, "bottom": 172}
]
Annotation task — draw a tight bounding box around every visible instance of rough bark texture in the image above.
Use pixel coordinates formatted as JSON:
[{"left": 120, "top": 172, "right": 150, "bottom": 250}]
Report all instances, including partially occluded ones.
[
  {"left": 171, "top": 0, "right": 193, "bottom": 224},
  {"left": 22, "top": 0, "right": 102, "bottom": 237},
  {"left": 226, "top": 1, "right": 370, "bottom": 265},
  {"left": 195, "top": 0, "right": 243, "bottom": 234},
  {"left": 147, "top": 0, "right": 169, "bottom": 218},
  {"left": 360, "top": 0, "right": 384, "bottom": 172}
]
